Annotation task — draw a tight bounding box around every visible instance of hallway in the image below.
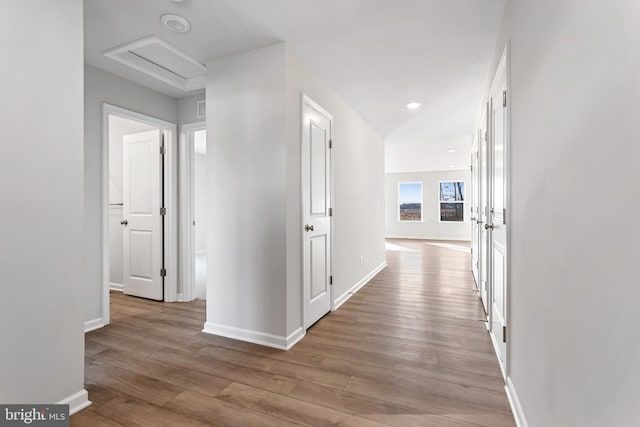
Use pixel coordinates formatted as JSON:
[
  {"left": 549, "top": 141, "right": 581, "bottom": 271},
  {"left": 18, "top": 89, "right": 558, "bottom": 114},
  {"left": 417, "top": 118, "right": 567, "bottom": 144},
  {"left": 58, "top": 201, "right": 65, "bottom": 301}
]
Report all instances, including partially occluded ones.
[{"left": 76, "top": 239, "right": 514, "bottom": 427}]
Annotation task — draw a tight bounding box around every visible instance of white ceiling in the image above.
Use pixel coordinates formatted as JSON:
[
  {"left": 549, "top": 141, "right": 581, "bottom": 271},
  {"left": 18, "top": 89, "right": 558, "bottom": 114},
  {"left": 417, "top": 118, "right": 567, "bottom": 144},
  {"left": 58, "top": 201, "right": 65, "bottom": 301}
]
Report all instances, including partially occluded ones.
[{"left": 85, "top": 0, "right": 505, "bottom": 172}]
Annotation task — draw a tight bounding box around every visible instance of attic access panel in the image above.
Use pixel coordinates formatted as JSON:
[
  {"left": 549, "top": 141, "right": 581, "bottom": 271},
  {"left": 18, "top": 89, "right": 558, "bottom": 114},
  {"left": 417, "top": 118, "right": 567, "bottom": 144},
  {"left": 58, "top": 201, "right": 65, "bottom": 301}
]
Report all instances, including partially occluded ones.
[{"left": 103, "top": 36, "right": 206, "bottom": 92}]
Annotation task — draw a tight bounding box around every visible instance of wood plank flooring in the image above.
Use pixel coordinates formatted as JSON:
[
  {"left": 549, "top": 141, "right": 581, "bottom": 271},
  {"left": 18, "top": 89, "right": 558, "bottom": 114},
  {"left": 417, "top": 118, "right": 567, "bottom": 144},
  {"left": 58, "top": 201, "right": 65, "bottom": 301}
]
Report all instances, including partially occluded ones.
[{"left": 74, "top": 239, "right": 514, "bottom": 426}]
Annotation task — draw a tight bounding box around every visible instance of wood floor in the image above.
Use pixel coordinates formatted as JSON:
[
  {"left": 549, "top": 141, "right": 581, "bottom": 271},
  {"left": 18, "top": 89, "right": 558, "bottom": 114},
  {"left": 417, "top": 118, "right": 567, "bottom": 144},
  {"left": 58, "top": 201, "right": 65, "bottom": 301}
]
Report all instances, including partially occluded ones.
[{"left": 74, "top": 239, "right": 514, "bottom": 427}]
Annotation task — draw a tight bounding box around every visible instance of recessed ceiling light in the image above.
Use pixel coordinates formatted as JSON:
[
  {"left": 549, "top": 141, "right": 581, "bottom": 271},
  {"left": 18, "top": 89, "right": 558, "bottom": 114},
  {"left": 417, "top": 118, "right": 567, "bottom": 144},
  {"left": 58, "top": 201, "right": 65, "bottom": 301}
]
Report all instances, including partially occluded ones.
[
  {"left": 447, "top": 149, "right": 456, "bottom": 153},
  {"left": 448, "top": 165, "right": 454, "bottom": 168},
  {"left": 405, "top": 101, "right": 422, "bottom": 110},
  {"left": 161, "top": 14, "right": 191, "bottom": 33}
]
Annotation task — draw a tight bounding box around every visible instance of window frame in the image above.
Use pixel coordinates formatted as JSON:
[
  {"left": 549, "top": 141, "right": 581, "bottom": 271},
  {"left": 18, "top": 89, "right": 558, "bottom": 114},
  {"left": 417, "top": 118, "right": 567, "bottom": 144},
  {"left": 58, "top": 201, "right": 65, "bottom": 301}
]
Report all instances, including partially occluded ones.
[
  {"left": 397, "top": 181, "right": 424, "bottom": 223},
  {"left": 438, "top": 180, "right": 466, "bottom": 223}
]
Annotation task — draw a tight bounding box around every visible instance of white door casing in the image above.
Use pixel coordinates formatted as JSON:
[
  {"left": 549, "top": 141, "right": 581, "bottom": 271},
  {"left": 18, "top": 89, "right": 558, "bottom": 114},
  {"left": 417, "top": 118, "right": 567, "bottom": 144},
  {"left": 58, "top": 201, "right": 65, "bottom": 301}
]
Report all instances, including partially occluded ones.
[
  {"left": 302, "top": 95, "right": 333, "bottom": 329},
  {"left": 122, "top": 129, "right": 164, "bottom": 301},
  {"left": 488, "top": 50, "right": 509, "bottom": 375}
]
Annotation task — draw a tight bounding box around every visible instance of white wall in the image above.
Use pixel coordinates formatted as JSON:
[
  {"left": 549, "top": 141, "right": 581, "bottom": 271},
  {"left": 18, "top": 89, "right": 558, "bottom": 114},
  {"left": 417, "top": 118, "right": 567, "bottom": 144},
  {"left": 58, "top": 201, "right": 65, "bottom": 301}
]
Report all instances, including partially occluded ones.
[
  {"left": 483, "top": 1, "right": 640, "bottom": 425},
  {"left": 286, "top": 49, "right": 386, "bottom": 335},
  {"left": 205, "top": 43, "right": 386, "bottom": 345},
  {"left": 385, "top": 170, "right": 470, "bottom": 241},
  {"left": 0, "top": 0, "right": 88, "bottom": 410},
  {"left": 206, "top": 44, "right": 289, "bottom": 339},
  {"left": 84, "top": 65, "right": 177, "bottom": 323}
]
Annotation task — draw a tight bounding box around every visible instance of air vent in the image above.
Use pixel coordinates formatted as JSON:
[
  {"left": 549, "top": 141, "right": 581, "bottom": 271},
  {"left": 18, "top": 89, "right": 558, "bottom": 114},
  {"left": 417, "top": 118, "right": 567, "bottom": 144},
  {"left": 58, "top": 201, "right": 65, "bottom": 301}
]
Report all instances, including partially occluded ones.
[
  {"left": 196, "top": 100, "right": 206, "bottom": 118},
  {"left": 103, "top": 36, "right": 205, "bottom": 92}
]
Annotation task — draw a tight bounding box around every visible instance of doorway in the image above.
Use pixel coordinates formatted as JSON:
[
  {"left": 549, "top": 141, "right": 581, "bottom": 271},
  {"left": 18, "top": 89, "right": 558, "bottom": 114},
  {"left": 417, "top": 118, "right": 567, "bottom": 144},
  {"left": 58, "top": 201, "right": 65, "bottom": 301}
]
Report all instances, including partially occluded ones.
[
  {"left": 102, "top": 104, "right": 178, "bottom": 324},
  {"left": 178, "top": 122, "right": 207, "bottom": 302}
]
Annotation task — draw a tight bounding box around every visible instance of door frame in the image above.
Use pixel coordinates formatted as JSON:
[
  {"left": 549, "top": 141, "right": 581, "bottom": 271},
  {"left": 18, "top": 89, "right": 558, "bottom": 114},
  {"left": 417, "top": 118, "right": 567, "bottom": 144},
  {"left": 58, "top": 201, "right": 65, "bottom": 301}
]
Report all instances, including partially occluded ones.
[
  {"left": 486, "top": 45, "right": 511, "bottom": 378},
  {"left": 300, "top": 93, "right": 335, "bottom": 329},
  {"left": 178, "top": 121, "right": 206, "bottom": 302},
  {"left": 101, "top": 103, "right": 178, "bottom": 325}
]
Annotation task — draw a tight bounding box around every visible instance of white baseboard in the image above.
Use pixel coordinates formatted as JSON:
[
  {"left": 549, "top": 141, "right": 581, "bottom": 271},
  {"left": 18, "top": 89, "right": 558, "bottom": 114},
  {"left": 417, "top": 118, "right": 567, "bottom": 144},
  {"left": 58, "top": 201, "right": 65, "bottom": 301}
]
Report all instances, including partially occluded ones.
[
  {"left": 84, "top": 317, "right": 104, "bottom": 333},
  {"left": 386, "top": 235, "right": 470, "bottom": 241},
  {"left": 333, "top": 261, "right": 387, "bottom": 310},
  {"left": 203, "top": 323, "right": 305, "bottom": 351},
  {"left": 57, "top": 389, "right": 91, "bottom": 415},
  {"left": 505, "top": 376, "right": 529, "bottom": 427},
  {"left": 109, "top": 282, "right": 123, "bottom": 292}
]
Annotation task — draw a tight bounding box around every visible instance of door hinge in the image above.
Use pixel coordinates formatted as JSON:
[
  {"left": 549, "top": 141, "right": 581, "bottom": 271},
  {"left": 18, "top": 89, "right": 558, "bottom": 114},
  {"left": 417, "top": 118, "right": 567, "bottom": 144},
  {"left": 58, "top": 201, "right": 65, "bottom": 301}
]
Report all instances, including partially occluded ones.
[
  {"left": 160, "top": 268, "right": 167, "bottom": 277},
  {"left": 329, "top": 207, "right": 333, "bottom": 217},
  {"left": 503, "top": 90, "right": 507, "bottom": 108},
  {"left": 502, "top": 326, "right": 507, "bottom": 342},
  {"left": 503, "top": 208, "right": 507, "bottom": 224},
  {"left": 160, "top": 145, "right": 166, "bottom": 156},
  {"left": 329, "top": 275, "right": 333, "bottom": 285},
  {"left": 329, "top": 139, "right": 333, "bottom": 149},
  {"left": 160, "top": 207, "right": 166, "bottom": 216}
]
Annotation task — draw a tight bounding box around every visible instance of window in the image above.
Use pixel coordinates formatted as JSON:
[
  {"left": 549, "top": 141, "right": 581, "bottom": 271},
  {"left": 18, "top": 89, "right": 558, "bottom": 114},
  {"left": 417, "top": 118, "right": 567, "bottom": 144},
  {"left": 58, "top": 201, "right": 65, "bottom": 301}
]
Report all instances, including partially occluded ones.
[
  {"left": 398, "top": 182, "right": 422, "bottom": 221},
  {"left": 439, "top": 181, "right": 465, "bottom": 222}
]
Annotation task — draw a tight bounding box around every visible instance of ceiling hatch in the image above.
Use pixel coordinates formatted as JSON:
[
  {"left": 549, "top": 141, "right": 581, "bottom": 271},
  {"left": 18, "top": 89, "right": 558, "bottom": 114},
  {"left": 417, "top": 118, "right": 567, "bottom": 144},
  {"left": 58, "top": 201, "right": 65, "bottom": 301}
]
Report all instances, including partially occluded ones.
[{"left": 103, "top": 36, "right": 205, "bottom": 92}]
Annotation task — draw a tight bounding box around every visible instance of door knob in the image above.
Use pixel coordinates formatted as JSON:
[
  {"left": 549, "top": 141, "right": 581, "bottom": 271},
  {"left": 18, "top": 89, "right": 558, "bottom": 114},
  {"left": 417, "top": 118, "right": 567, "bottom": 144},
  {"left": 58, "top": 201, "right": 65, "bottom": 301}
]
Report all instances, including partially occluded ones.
[
  {"left": 484, "top": 223, "right": 494, "bottom": 230},
  {"left": 305, "top": 224, "right": 314, "bottom": 232},
  {"left": 120, "top": 219, "right": 128, "bottom": 226}
]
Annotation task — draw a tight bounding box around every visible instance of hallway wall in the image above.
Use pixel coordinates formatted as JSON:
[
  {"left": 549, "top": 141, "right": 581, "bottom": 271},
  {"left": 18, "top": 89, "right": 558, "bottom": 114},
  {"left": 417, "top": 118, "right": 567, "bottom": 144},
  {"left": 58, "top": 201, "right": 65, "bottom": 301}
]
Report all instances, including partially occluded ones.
[
  {"left": 204, "top": 43, "right": 386, "bottom": 346},
  {"left": 385, "top": 170, "right": 471, "bottom": 241},
  {"left": 0, "top": 0, "right": 88, "bottom": 410},
  {"left": 484, "top": 1, "right": 640, "bottom": 425}
]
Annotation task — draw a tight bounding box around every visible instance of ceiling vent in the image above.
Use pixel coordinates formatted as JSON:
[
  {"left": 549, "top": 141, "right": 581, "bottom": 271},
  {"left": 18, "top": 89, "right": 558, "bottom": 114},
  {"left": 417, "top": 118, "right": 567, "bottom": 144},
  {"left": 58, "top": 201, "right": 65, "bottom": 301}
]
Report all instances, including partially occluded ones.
[{"left": 103, "top": 36, "right": 205, "bottom": 92}]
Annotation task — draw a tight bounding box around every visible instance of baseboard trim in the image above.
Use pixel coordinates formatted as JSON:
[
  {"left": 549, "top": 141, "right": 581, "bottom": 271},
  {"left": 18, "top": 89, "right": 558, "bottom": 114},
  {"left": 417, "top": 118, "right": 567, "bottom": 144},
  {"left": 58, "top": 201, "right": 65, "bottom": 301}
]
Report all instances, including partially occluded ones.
[
  {"left": 57, "top": 389, "right": 91, "bottom": 415},
  {"left": 505, "top": 376, "right": 528, "bottom": 427},
  {"left": 203, "top": 322, "right": 304, "bottom": 350},
  {"left": 84, "top": 317, "right": 104, "bottom": 333},
  {"left": 109, "top": 282, "right": 123, "bottom": 292},
  {"left": 386, "top": 235, "right": 470, "bottom": 241},
  {"left": 334, "top": 261, "right": 387, "bottom": 310}
]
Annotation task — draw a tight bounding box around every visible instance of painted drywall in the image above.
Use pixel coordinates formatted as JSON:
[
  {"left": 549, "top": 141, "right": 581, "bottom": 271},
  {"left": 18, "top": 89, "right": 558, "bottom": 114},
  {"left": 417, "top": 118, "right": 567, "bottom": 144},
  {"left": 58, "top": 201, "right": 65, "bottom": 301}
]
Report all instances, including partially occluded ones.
[
  {"left": 178, "top": 93, "right": 206, "bottom": 126},
  {"left": 480, "top": 1, "right": 640, "bottom": 425},
  {"left": 204, "top": 43, "right": 386, "bottom": 344},
  {"left": 286, "top": 49, "right": 387, "bottom": 335},
  {"left": 0, "top": 0, "right": 88, "bottom": 409},
  {"left": 385, "top": 170, "right": 470, "bottom": 241},
  {"left": 84, "top": 64, "right": 178, "bottom": 323},
  {"left": 205, "top": 44, "right": 289, "bottom": 339}
]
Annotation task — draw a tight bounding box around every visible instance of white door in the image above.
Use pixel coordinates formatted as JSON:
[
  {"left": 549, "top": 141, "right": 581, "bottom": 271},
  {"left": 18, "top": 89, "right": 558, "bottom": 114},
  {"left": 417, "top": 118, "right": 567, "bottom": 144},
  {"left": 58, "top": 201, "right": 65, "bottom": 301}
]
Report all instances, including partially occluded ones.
[
  {"left": 470, "top": 135, "right": 479, "bottom": 287},
  {"left": 488, "top": 53, "right": 509, "bottom": 373},
  {"left": 302, "top": 96, "right": 332, "bottom": 329},
  {"left": 122, "top": 129, "right": 164, "bottom": 301},
  {"left": 479, "top": 106, "right": 490, "bottom": 315}
]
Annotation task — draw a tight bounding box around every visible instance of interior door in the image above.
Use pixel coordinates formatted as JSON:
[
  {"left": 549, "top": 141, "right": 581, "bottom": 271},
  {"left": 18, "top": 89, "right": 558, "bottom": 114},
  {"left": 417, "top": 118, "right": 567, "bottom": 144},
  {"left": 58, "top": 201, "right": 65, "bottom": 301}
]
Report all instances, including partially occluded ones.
[
  {"left": 488, "top": 55, "right": 508, "bottom": 373},
  {"left": 302, "top": 96, "right": 332, "bottom": 329},
  {"left": 471, "top": 135, "right": 479, "bottom": 287},
  {"left": 479, "top": 106, "right": 490, "bottom": 315},
  {"left": 122, "top": 129, "right": 164, "bottom": 301}
]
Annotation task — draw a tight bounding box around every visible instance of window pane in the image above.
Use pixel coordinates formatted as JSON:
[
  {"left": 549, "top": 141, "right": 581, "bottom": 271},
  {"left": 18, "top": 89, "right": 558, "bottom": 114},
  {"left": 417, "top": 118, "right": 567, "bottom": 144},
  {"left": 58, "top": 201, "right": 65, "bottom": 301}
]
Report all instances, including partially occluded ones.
[
  {"left": 399, "top": 182, "right": 422, "bottom": 221},
  {"left": 440, "top": 182, "right": 465, "bottom": 201},
  {"left": 440, "top": 202, "right": 464, "bottom": 222}
]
